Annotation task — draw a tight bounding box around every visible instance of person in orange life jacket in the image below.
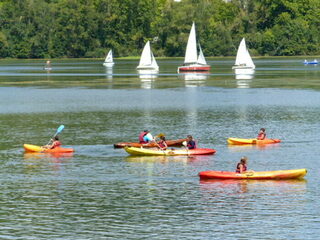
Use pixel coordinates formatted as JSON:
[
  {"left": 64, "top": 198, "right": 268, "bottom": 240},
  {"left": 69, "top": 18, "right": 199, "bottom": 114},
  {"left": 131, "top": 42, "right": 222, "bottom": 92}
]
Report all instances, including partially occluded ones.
[
  {"left": 257, "top": 128, "right": 266, "bottom": 140},
  {"left": 43, "top": 136, "right": 62, "bottom": 149},
  {"left": 236, "top": 156, "right": 248, "bottom": 173},
  {"left": 186, "top": 135, "right": 196, "bottom": 149},
  {"left": 156, "top": 135, "right": 167, "bottom": 150},
  {"left": 139, "top": 130, "right": 154, "bottom": 144}
]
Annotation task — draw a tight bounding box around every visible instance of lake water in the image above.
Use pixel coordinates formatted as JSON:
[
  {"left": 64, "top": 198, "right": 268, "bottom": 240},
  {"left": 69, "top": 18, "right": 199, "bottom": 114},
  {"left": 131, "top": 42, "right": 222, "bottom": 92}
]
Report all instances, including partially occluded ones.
[{"left": 0, "top": 58, "right": 320, "bottom": 239}]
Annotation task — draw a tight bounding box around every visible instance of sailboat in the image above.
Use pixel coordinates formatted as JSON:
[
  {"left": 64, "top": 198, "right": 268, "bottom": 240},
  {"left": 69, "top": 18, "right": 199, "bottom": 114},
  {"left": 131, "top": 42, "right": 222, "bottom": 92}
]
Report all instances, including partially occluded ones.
[
  {"left": 232, "top": 38, "right": 255, "bottom": 74},
  {"left": 178, "top": 22, "right": 210, "bottom": 72},
  {"left": 136, "top": 41, "right": 159, "bottom": 71},
  {"left": 103, "top": 49, "right": 115, "bottom": 67}
]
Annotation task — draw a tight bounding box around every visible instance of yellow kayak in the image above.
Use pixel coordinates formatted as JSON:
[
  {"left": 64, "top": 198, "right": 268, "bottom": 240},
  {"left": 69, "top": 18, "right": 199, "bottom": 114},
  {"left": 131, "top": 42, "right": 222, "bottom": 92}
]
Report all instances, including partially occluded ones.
[
  {"left": 199, "top": 169, "right": 307, "bottom": 180},
  {"left": 124, "top": 146, "right": 216, "bottom": 156},
  {"left": 227, "top": 137, "right": 281, "bottom": 145},
  {"left": 24, "top": 144, "right": 74, "bottom": 153}
]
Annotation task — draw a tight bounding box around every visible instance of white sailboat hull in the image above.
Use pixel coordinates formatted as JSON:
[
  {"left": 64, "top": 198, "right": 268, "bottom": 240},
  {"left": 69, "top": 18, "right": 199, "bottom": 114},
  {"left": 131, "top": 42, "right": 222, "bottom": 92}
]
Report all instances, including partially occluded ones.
[
  {"left": 136, "top": 65, "right": 159, "bottom": 70},
  {"left": 103, "top": 62, "right": 115, "bottom": 67}
]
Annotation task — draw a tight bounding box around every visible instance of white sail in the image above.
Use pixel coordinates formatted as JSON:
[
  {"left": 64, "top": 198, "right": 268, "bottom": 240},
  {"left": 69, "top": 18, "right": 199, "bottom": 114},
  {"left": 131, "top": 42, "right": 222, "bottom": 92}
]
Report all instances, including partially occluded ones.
[
  {"left": 234, "top": 38, "right": 255, "bottom": 69},
  {"left": 184, "top": 22, "right": 198, "bottom": 64},
  {"left": 151, "top": 52, "right": 159, "bottom": 69},
  {"left": 137, "top": 41, "right": 159, "bottom": 70},
  {"left": 105, "top": 50, "right": 113, "bottom": 63},
  {"left": 103, "top": 49, "right": 114, "bottom": 66},
  {"left": 197, "top": 44, "right": 207, "bottom": 65}
]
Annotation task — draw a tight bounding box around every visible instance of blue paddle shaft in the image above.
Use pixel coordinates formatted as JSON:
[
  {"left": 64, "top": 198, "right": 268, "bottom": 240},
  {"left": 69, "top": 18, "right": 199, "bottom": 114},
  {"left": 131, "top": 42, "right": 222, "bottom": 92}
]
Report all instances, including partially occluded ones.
[{"left": 46, "top": 125, "right": 64, "bottom": 145}]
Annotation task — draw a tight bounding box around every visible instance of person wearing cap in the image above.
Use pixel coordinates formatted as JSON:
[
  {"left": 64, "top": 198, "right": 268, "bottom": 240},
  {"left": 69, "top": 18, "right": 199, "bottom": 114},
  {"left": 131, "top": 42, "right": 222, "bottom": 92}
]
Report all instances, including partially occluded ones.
[
  {"left": 156, "top": 135, "right": 167, "bottom": 150},
  {"left": 236, "top": 156, "right": 248, "bottom": 173},
  {"left": 257, "top": 128, "right": 266, "bottom": 140}
]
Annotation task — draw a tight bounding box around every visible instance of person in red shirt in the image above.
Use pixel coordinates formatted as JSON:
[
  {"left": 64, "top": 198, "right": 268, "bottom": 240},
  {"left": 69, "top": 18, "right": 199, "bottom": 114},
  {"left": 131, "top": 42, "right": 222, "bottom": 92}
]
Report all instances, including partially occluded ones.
[
  {"left": 257, "top": 128, "right": 266, "bottom": 140},
  {"left": 43, "top": 136, "right": 62, "bottom": 149}
]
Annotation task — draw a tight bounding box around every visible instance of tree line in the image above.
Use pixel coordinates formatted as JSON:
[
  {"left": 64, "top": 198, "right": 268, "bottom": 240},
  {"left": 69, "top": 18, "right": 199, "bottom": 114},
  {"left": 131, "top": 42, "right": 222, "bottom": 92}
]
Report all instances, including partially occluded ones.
[{"left": 0, "top": 0, "right": 319, "bottom": 58}]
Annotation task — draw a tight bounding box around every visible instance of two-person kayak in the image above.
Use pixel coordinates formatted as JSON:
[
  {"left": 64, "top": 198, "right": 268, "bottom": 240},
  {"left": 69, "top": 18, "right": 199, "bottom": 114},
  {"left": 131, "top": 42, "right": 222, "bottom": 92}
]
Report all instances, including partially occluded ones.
[
  {"left": 124, "top": 146, "right": 216, "bottom": 156},
  {"left": 227, "top": 138, "right": 281, "bottom": 145},
  {"left": 114, "top": 138, "right": 186, "bottom": 148},
  {"left": 199, "top": 169, "right": 307, "bottom": 180},
  {"left": 23, "top": 144, "right": 74, "bottom": 153}
]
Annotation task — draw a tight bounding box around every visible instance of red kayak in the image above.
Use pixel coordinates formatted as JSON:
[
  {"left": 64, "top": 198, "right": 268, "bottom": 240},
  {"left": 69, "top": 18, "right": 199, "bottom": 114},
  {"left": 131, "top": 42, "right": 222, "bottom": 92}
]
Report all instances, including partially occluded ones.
[
  {"left": 199, "top": 169, "right": 307, "bottom": 180},
  {"left": 114, "top": 138, "right": 186, "bottom": 148}
]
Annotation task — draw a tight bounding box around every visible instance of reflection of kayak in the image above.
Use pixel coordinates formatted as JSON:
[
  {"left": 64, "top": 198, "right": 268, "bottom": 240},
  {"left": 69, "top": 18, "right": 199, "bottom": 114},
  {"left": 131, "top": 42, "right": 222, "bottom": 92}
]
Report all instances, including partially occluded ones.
[
  {"left": 114, "top": 139, "right": 186, "bottom": 148},
  {"left": 24, "top": 152, "right": 74, "bottom": 159},
  {"left": 23, "top": 144, "right": 74, "bottom": 153},
  {"left": 199, "top": 169, "right": 307, "bottom": 180},
  {"left": 227, "top": 137, "right": 281, "bottom": 145},
  {"left": 124, "top": 146, "right": 216, "bottom": 156}
]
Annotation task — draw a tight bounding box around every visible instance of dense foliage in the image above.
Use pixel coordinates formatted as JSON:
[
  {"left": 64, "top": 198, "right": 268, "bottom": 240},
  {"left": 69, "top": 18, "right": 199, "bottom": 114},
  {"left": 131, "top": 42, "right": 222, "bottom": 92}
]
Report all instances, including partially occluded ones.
[{"left": 0, "top": 0, "right": 320, "bottom": 58}]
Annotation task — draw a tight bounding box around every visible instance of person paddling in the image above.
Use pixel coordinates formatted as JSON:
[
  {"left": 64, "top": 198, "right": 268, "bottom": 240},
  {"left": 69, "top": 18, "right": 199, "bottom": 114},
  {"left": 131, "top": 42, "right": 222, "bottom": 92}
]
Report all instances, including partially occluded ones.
[
  {"left": 139, "top": 130, "right": 154, "bottom": 144},
  {"left": 236, "top": 156, "right": 248, "bottom": 173},
  {"left": 156, "top": 135, "right": 168, "bottom": 150},
  {"left": 257, "top": 128, "right": 266, "bottom": 140},
  {"left": 186, "top": 135, "right": 196, "bottom": 149},
  {"left": 43, "top": 136, "right": 61, "bottom": 149}
]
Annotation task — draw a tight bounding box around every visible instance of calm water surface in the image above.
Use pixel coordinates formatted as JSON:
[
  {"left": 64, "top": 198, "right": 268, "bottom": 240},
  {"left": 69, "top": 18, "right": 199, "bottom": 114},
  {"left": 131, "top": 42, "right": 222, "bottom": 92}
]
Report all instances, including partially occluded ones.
[{"left": 0, "top": 58, "right": 320, "bottom": 239}]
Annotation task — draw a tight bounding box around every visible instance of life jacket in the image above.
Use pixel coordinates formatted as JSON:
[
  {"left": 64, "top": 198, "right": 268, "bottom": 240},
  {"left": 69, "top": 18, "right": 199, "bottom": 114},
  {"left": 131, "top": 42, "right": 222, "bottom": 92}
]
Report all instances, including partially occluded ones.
[
  {"left": 51, "top": 141, "right": 61, "bottom": 149},
  {"left": 158, "top": 140, "right": 167, "bottom": 149},
  {"left": 236, "top": 163, "right": 247, "bottom": 173},
  {"left": 187, "top": 140, "right": 196, "bottom": 149},
  {"left": 139, "top": 132, "right": 148, "bottom": 143},
  {"left": 257, "top": 132, "right": 266, "bottom": 140}
]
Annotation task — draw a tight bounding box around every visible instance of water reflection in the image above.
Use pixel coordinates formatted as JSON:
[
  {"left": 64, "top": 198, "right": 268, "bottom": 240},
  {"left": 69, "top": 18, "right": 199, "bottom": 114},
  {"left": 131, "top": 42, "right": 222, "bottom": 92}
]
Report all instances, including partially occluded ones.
[
  {"left": 227, "top": 143, "right": 281, "bottom": 152},
  {"left": 234, "top": 68, "right": 255, "bottom": 76},
  {"left": 125, "top": 154, "right": 212, "bottom": 164},
  {"left": 23, "top": 152, "right": 73, "bottom": 172},
  {"left": 200, "top": 178, "right": 307, "bottom": 196},
  {"left": 180, "top": 72, "right": 209, "bottom": 87},
  {"left": 125, "top": 155, "right": 188, "bottom": 163},
  {"left": 105, "top": 66, "right": 113, "bottom": 81},
  {"left": 138, "top": 69, "right": 158, "bottom": 89},
  {"left": 235, "top": 69, "right": 254, "bottom": 88}
]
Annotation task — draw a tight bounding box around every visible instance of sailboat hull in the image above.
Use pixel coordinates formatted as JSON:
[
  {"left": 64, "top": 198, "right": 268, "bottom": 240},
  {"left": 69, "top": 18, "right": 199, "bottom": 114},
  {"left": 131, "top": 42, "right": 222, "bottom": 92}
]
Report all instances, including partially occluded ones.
[
  {"left": 103, "top": 62, "right": 114, "bottom": 67},
  {"left": 136, "top": 66, "right": 159, "bottom": 70},
  {"left": 178, "top": 65, "right": 210, "bottom": 72}
]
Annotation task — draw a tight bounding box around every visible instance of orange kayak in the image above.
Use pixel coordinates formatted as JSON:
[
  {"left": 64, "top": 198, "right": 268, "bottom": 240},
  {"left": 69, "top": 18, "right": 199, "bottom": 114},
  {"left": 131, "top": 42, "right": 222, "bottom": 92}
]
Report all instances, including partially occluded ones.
[
  {"left": 199, "top": 169, "right": 307, "bottom": 180},
  {"left": 24, "top": 144, "right": 74, "bottom": 153},
  {"left": 114, "top": 138, "right": 186, "bottom": 148},
  {"left": 227, "top": 137, "right": 281, "bottom": 145}
]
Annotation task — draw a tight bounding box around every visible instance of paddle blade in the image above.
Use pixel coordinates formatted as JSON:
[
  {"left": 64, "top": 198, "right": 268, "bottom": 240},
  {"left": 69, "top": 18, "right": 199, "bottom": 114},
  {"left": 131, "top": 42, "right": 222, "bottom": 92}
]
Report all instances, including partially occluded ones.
[{"left": 56, "top": 125, "right": 65, "bottom": 134}]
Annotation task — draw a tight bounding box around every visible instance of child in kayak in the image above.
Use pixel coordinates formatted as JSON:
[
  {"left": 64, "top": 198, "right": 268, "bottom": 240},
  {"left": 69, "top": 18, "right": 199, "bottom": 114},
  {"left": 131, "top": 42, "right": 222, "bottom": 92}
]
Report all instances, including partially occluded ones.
[
  {"left": 186, "top": 135, "right": 196, "bottom": 149},
  {"left": 257, "top": 128, "right": 266, "bottom": 140},
  {"left": 156, "top": 135, "right": 167, "bottom": 150},
  {"left": 236, "top": 156, "right": 248, "bottom": 173},
  {"left": 43, "top": 136, "right": 62, "bottom": 149}
]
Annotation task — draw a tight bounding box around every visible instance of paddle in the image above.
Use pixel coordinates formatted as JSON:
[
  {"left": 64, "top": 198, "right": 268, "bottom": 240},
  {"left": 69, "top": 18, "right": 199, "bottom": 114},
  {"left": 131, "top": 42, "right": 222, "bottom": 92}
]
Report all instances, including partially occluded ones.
[
  {"left": 182, "top": 141, "right": 190, "bottom": 157},
  {"left": 46, "top": 125, "right": 65, "bottom": 145}
]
